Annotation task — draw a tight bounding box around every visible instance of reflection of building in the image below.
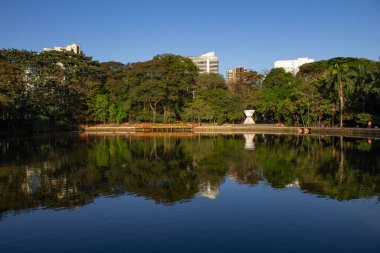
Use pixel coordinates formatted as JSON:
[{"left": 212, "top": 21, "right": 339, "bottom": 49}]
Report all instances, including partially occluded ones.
[
  {"left": 43, "top": 43, "right": 81, "bottom": 54},
  {"left": 189, "top": 52, "right": 219, "bottom": 74},
  {"left": 228, "top": 166, "right": 264, "bottom": 185},
  {"left": 198, "top": 181, "right": 220, "bottom": 199},
  {"left": 21, "top": 165, "right": 77, "bottom": 200},
  {"left": 226, "top": 66, "right": 248, "bottom": 83},
  {"left": 21, "top": 167, "right": 41, "bottom": 194},
  {"left": 285, "top": 178, "right": 300, "bottom": 188},
  {"left": 274, "top": 57, "right": 314, "bottom": 75}
]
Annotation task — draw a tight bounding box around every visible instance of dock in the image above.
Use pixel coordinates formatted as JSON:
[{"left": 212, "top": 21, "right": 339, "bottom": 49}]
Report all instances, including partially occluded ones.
[{"left": 84, "top": 124, "right": 193, "bottom": 134}]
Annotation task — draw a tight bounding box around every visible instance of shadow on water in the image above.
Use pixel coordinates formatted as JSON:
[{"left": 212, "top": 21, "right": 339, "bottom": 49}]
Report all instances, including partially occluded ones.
[{"left": 0, "top": 133, "right": 379, "bottom": 218}]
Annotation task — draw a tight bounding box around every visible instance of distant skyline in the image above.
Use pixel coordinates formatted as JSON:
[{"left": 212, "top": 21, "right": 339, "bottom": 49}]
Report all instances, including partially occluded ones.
[{"left": 1, "top": 0, "right": 380, "bottom": 75}]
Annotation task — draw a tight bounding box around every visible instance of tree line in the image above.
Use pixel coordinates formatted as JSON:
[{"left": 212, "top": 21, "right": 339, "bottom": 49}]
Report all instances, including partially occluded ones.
[
  {"left": 1, "top": 49, "right": 380, "bottom": 134},
  {"left": 259, "top": 58, "right": 380, "bottom": 127}
]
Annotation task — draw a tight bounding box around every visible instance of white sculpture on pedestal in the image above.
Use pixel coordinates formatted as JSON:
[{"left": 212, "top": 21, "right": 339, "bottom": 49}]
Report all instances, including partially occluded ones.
[{"left": 243, "top": 110, "right": 255, "bottom": 124}]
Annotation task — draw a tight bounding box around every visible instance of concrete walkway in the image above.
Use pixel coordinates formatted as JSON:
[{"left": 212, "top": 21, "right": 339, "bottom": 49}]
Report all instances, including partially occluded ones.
[{"left": 84, "top": 124, "right": 380, "bottom": 138}]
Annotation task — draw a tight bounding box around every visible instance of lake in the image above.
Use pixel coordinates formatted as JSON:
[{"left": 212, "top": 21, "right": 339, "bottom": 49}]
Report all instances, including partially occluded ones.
[{"left": 0, "top": 133, "right": 379, "bottom": 252}]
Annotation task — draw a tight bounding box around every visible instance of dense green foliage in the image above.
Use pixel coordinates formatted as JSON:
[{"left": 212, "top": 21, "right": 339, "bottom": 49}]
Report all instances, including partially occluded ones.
[
  {"left": 1, "top": 49, "right": 380, "bottom": 133},
  {"left": 294, "top": 58, "right": 380, "bottom": 127},
  {"left": 256, "top": 58, "right": 380, "bottom": 126},
  {"left": 0, "top": 49, "right": 104, "bottom": 133}
]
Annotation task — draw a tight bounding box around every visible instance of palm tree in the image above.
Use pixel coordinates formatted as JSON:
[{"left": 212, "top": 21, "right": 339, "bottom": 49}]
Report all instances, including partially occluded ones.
[
  {"left": 328, "top": 63, "right": 350, "bottom": 127},
  {"left": 349, "top": 62, "right": 375, "bottom": 113}
]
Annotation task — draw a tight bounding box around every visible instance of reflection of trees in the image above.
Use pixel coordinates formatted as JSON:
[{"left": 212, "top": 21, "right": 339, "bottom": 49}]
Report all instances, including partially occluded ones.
[
  {"left": 256, "top": 135, "right": 299, "bottom": 188},
  {"left": 0, "top": 134, "right": 379, "bottom": 215},
  {"left": 255, "top": 135, "right": 380, "bottom": 200},
  {"left": 0, "top": 135, "right": 227, "bottom": 214},
  {"left": 0, "top": 134, "right": 89, "bottom": 213}
]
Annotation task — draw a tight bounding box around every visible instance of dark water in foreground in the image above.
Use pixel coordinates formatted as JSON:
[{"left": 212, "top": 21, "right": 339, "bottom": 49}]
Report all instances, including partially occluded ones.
[{"left": 0, "top": 133, "right": 379, "bottom": 252}]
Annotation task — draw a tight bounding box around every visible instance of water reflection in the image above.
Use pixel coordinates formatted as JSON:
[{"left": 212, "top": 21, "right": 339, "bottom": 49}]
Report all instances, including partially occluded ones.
[
  {"left": 243, "top": 134, "right": 255, "bottom": 150},
  {"left": 198, "top": 181, "right": 220, "bottom": 199},
  {"left": 0, "top": 133, "right": 379, "bottom": 216}
]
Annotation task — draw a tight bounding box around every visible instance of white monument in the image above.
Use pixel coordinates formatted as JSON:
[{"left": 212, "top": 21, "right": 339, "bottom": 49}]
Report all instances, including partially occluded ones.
[{"left": 244, "top": 110, "right": 255, "bottom": 124}]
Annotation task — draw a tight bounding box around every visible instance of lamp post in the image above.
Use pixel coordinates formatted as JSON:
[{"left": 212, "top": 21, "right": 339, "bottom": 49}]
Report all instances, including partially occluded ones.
[{"left": 332, "top": 106, "right": 336, "bottom": 127}]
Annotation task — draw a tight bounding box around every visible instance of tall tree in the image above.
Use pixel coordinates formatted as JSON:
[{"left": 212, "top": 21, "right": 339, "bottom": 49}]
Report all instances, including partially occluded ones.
[
  {"left": 195, "top": 73, "right": 226, "bottom": 91},
  {"left": 181, "top": 98, "right": 213, "bottom": 124},
  {"left": 257, "top": 68, "right": 299, "bottom": 124},
  {"left": 328, "top": 63, "right": 350, "bottom": 127},
  {"left": 127, "top": 54, "right": 197, "bottom": 123},
  {"left": 0, "top": 61, "right": 23, "bottom": 117}
]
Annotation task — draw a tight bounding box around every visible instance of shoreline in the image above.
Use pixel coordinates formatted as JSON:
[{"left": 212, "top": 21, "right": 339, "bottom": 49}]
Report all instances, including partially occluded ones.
[{"left": 83, "top": 124, "right": 380, "bottom": 138}]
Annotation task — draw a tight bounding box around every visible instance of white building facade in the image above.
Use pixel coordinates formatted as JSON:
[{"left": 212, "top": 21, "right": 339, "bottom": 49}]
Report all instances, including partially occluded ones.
[
  {"left": 189, "top": 52, "right": 219, "bottom": 74},
  {"left": 274, "top": 57, "right": 314, "bottom": 75},
  {"left": 43, "top": 43, "right": 81, "bottom": 54}
]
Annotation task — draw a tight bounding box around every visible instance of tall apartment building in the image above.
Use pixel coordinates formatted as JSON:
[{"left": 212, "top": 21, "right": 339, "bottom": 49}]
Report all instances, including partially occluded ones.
[
  {"left": 274, "top": 57, "right": 314, "bottom": 75},
  {"left": 189, "top": 52, "right": 219, "bottom": 74},
  {"left": 43, "top": 43, "right": 81, "bottom": 54},
  {"left": 226, "top": 66, "right": 248, "bottom": 83}
]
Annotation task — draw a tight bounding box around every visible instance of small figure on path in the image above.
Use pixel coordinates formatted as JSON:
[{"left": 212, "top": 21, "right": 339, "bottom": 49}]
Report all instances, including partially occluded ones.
[{"left": 367, "top": 121, "right": 372, "bottom": 128}]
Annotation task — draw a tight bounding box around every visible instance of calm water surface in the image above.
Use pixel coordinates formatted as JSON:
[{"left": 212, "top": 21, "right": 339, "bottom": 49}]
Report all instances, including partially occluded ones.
[{"left": 0, "top": 133, "right": 379, "bottom": 252}]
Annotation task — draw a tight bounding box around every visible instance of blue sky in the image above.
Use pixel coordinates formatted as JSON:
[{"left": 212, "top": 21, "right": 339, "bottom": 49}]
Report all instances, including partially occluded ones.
[{"left": 1, "top": 0, "right": 379, "bottom": 75}]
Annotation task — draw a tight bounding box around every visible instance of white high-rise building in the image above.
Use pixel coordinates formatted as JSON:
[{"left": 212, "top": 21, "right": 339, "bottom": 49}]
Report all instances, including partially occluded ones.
[
  {"left": 274, "top": 57, "right": 314, "bottom": 75},
  {"left": 43, "top": 43, "right": 81, "bottom": 54},
  {"left": 189, "top": 52, "right": 219, "bottom": 74}
]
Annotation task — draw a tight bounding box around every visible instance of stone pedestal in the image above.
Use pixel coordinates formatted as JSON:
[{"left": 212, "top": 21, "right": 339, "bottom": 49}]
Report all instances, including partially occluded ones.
[{"left": 243, "top": 110, "right": 255, "bottom": 124}]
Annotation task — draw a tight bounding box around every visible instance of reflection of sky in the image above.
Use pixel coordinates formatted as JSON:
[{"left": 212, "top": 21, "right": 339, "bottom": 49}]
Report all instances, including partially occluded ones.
[{"left": 1, "top": 179, "right": 380, "bottom": 253}]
